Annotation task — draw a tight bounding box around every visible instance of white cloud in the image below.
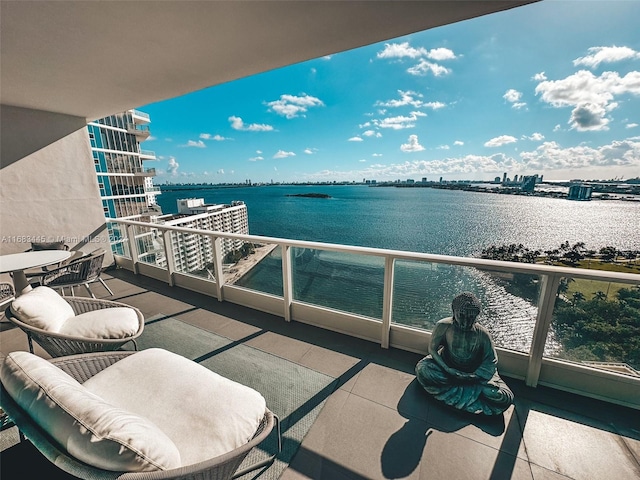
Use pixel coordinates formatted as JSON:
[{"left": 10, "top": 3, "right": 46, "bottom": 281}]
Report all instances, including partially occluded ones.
[
  {"left": 273, "top": 150, "right": 296, "bottom": 159},
  {"left": 376, "top": 90, "right": 424, "bottom": 108},
  {"left": 426, "top": 47, "right": 456, "bottom": 61},
  {"left": 522, "top": 132, "right": 545, "bottom": 141},
  {"left": 377, "top": 42, "right": 428, "bottom": 59},
  {"left": 484, "top": 135, "right": 517, "bottom": 147},
  {"left": 626, "top": 123, "right": 639, "bottom": 129},
  {"left": 401, "top": 134, "right": 425, "bottom": 152},
  {"left": 266, "top": 94, "right": 324, "bottom": 119},
  {"left": 535, "top": 70, "right": 640, "bottom": 131},
  {"left": 407, "top": 59, "right": 451, "bottom": 76},
  {"left": 229, "top": 116, "right": 274, "bottom": 131},
  {"left": 376, "top": 90, "right": 447, "bottom": 110},
  {"left": 503, "top": 89, "right": 527, "bottom": 109},
  {"left": 424, "top": 101, "right": 446, "bottom": 110},
  {"left": 372, "top": 153, "right": 383, "bottom": 157},
  {"left": 217, "top": 169, "right": 225, "bottom": 174},
  {"left": 147, "top": 135, "right": 157, "bottom": 141},
  {"left": 454, "top": 140, "right": 464, "bottom": 146},
  {"left": 348, "top": 136, "right": 363, "bottom": 142},
  {"left": 359, "top": 159, "right": 367, "bottom": 163},
  {"left": 503, "top": 89, "right": 522, "bottom": 103},
  {"left": 200, "top": 133, "right": 229, "bottom": 141},
  {"left": 374, "top": 111, "right": 427, "bottom": 130},
  {"left": 362, "top": 130, "right": 382, "bottom": 138},
  {"left": 304, "top": 148, "right": 317, "bottom": 154},
  {"left": 573, "top": 46, "right": 640, "bottom": 69},
  {"left": 376, "top": 43, "right": 456, "bottom": 61},
  {"left": 377, "top": 42, "right": 455, "bottom": 77},
  {"left": 519, "top": 139, "right": 640, "bottom": 171},
  {"left": 532, "top": 72, "right": 547, "bottom": 81},
  {"left": 167, "top": 157, "right": 179, "bottom": 175},
  {"left": 249, "top": 156, "right": 264, "bottom": 162},
  {"left": 437, "top": 145, "right": 450, "bottom": 150},
  {"left": 182, "top": 140, "right": 206, "bottom": 148}
]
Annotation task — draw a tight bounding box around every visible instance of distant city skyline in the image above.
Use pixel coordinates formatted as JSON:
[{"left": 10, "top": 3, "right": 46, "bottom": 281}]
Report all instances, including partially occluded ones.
[{"left": 138, "top": 1, "right": 640, "bottom": 185}]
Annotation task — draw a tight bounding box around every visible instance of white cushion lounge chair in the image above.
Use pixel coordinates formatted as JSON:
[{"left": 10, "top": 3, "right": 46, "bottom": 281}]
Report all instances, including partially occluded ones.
[{"left": 0, "top": 348, "right": 280, "bottom": 479}]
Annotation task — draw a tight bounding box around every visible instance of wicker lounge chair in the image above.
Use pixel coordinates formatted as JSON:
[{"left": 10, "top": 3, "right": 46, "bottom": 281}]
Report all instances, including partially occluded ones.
[
  {"left": 5, "top": 287, "right": 144, "bottom": 357},
  {"left": 31, "top": 248, "right": 114, "bottom": 297},
  {"left": 0, "top": 282, "right": 15, "bottom": 310},
  {"left": 0, "top": 350, "right": 280, "bottom": 480}
]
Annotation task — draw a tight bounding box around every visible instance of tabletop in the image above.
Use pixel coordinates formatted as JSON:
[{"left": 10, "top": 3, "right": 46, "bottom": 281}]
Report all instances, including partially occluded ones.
[{"left": 0, "top": 250, "right": 72, "bottom": 273}]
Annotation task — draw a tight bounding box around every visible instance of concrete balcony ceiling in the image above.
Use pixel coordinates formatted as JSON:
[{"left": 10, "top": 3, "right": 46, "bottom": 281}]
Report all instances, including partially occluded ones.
[{"left": 1, "top": 1, "right": 535, "bottom": 121}]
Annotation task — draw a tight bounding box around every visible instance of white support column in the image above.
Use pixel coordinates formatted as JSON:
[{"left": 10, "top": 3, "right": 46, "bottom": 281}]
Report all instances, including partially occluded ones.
[
  {"left": 126, "top": 224, "right": 139, "bottom": 275},
  {"left": 526, "top": 273, "right": 561, "bottom": 387},
  {"left": 162, "top": 230, "right": 176, "bottom": 287},
  {"left": 381, "top": 255, "right": 395, "bottom": 349},
  {"left": 213, "top": 237, "right": 225, "bottom": 302},
  {"left": 281, "top": 245, "right": 293, "bottom": 322}
]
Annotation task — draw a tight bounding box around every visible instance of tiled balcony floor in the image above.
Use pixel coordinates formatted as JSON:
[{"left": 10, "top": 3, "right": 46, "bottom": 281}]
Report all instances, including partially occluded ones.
[{"left": 1, "top": 268, "right": 639, "bottom": 480}]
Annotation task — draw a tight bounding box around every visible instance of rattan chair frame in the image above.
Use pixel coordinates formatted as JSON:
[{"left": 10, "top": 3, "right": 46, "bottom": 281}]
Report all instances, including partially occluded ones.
[
  {"left": 5, "top": 296, "right": 144, "bottom": 357},
  {"left": 0, "top": 351, "right": 280, "bottom": 480}
]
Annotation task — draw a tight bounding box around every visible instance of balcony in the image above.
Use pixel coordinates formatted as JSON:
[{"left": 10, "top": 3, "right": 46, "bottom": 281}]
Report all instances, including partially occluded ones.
[
  {"left": 130, "top": 109, "right": 151, "bottom": 124},
  {"left": 1, "top": 267, "right": 638, "bottom": 480},
  {"left": 127, "top": 124, "right": 151, "bottom": 139},
  {"left": 139, "top": 149, "right": 156, "bottom": 160},
  {"left": 108, "top": 217, "right": 640, "bottom": 411}
]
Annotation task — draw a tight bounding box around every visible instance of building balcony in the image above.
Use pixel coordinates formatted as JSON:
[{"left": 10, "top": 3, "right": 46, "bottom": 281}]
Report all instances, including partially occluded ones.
[
  {"left": 1, "top": 267, "right": 637, "bottom": 480},
  {"left": 139, "top": 149, "right": 156, "bottom": 160},
  {"left": 127, "top": 124, "right": 150, "bottom": 139},
  {"left": 130, "top": 109, "right": 151, "bottom": 124}
]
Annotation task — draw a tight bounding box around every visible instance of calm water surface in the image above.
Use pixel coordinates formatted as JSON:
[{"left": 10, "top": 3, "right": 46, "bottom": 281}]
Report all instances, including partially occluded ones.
[{"left": 158, "top": 185, "right": 639, "bottom": 353}]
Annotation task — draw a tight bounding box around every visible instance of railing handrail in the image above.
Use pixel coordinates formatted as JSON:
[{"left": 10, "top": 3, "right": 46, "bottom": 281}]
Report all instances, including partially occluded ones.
[{"left": 106, "top": 217, "right": 640, "bottom": 284}]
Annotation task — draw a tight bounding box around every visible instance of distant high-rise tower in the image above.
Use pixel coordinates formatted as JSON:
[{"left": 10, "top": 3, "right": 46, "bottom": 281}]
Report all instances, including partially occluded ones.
[
  {"left": 502, "top": 172, "right": 507, "bottom": 184},
  {"left": 568, "top": 184, "right": 593, "bottom": 201},
  {"left": 87, "top": 109, "right": 161, "bottom": 255}
]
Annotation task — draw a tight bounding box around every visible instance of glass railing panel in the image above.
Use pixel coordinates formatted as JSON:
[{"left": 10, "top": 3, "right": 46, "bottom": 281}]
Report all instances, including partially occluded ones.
[
  {"left": 291, "top": 248, "right": 385, "bottom": 319},
  {"left": 232, "top": 243, "right": 282, "bottom": 296},
  {"left": 134, "top": 225, "right": 166, "bottom": 269},
  {"left": 392, "top": 260, "right": 541, "bottom": 354},
  {"left": 546, "top": 277, "right": 640, "bottom": 376},
  {"left": 170, "top": 231, "right": 215, "bottom": 280},
  {"left": 107, "top": 222, "right": 130, "bottom": 258}
]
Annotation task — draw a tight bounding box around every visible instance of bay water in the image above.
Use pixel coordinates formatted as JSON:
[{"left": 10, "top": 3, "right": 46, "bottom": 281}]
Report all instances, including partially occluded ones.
[{"left": 157, "top": 184, "right": 640, "bottom": 353}]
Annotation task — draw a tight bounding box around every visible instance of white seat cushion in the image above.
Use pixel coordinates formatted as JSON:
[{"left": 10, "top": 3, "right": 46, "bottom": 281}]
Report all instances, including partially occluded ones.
[
  {"left": 0, "top": 351, "right": 181, "bottom": 472},
  {"left": 59, "top": 307, "right": 139, "bottom": 339},
  {"left": 84, "top": 348, "right": 267, "bottom": 466},
  {"left": 9, "top": 286, "right": 73, "bottom": 332}
]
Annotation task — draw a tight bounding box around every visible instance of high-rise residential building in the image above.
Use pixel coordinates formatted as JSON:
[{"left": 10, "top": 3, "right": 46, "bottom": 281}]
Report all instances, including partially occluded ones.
[
  {"left": 156, "top": 199, "right": 249, "bottom": 273},
  {"left": 87, "top": 109, "right": 162, "bottom": 254},
  {"left": 568, "top": 184, "right": 593, "bottom": 201}
]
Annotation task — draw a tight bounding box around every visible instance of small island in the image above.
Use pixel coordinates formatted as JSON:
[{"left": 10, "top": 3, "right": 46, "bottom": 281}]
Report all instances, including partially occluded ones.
[{"left": 285, "top": 193, "right": 331, "bottom": 198}]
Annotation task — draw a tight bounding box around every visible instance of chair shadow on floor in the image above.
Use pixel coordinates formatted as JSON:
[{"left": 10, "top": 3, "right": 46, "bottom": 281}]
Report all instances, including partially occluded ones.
[{"left": 380, "top": 379, "right": 507, "bottom": 479}]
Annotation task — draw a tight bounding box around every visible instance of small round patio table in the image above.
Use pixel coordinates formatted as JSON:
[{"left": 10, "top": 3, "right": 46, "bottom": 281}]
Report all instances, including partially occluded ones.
[{"left": 0, "top": 250, "right": 71, "bottom": 296}]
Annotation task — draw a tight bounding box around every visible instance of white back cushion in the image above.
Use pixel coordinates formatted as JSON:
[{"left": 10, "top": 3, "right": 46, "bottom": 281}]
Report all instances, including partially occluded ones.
[
  {"left": 59, "top": 307, "right": 139, "bottom": 339},
  {"left": 1, "top": 351, "right": 181, "bottom": 472},
  {"left": 9, "top": 286, "right": 73, "bottom": 332},
  {"left": 84, "top": 348, "right": 267, "bottom": 466}
]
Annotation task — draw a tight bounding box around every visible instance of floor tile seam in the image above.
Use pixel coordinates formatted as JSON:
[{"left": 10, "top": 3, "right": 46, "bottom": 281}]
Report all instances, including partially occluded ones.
[
  {"left": 613, "top": 426, "right": 640, "bottom": 468},
  {"left": 526, "top": 459, "right": 577, "bottom": 479},
  {"left": 340, "top": 389, "right": 531, "bottom": 456}
]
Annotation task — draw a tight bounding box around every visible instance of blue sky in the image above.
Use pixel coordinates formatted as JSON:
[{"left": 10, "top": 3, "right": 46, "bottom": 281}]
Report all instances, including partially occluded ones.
[{"left": 140, "top": 1, "right": 640, "bottom": 184}]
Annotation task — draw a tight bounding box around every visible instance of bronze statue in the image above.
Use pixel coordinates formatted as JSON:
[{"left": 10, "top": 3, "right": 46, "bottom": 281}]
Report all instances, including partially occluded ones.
[{"left": 415, "top": 292, "right": 514, "bottom": 415}]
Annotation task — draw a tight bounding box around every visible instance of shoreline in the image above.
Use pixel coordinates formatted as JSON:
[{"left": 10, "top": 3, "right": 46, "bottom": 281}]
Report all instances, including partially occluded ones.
[{"left": 224, "top": 243, "right": 277, "bottom": 284}]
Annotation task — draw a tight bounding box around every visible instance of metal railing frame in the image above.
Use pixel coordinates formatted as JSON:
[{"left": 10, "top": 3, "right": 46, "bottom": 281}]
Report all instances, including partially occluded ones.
[{"left": 107, "top": 217, "right": 640, "bottom": 392}]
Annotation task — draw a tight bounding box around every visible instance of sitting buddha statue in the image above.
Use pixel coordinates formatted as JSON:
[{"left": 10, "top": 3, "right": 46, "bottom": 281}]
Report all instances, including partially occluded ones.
[{"left": 415, "top": 292, "right": 514, "bottom": 415}]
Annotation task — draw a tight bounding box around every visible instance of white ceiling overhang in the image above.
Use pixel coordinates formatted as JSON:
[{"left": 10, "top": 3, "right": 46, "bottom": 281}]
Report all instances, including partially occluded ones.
[{"left": 1, "top": 1, "right": 536, "bottom": 121}]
